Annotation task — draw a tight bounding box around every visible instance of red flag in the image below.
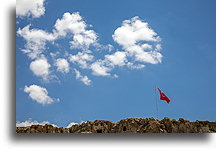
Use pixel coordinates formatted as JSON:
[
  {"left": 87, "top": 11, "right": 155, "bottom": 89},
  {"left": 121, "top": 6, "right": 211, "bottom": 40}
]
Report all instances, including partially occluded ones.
[{"left": 157, "top": 88, "right": 170, "bottom": 103}]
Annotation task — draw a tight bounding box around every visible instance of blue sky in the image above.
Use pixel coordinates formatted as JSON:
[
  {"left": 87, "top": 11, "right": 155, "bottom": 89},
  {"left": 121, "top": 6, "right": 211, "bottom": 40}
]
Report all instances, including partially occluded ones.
[{"left": 16, "top": 0, "right": 215, "bottom": 127}]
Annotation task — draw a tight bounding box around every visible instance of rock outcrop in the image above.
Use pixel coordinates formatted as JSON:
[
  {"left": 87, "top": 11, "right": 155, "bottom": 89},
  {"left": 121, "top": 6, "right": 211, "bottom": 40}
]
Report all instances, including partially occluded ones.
[{"left": 16, "top": 118, "right": 216, "bottom": 133}]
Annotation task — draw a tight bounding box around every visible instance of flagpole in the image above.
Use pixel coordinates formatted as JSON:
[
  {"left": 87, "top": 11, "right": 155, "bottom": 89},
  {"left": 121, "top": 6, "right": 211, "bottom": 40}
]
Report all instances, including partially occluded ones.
[{"left": 155, "top": 86, "right": 158, "bottom": 119}]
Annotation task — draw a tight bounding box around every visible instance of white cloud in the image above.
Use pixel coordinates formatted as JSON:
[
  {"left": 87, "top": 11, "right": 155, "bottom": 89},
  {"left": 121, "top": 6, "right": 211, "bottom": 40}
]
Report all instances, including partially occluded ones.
[
  {"left": 66, "top": 122, "right": 78, "bottom": 128},
  {"left": 90, "top": 61, "right": 111, "bottom": 76},
  {"left": 55, "top": 58, "right": 70, "bottom": 73},
  {"left": 113, "top": 16, "right": 160, "bottom": 47},
  {"left": 29, "top": 58, "right": 50, "bottom": 80},
  {"left": 112, "top": 16, "right": 162, "bottom": 65},
  {"left": 105, "top": 51, "right": 127, "bottom": 66},
  {"left": 127, "top": 62, "right": 145, "bottom": 69},
  {"left": 94, "top": 43, "right": 114, "bottom": 52},
  {"left": 16, "top": 0, "right": 46, "bottom": 18},
  {"left": 17, "top": 12, "right": 111, "bottom": 84},
  {"left": 69, "top": 52, "right": 94, "bottom": 69},
  {"left": 126, "top": 44, "right": 162, "bottom": 64},
  {"left": 17, "top": 25, "right": 56, "bottom": 59},
  {"left": 74, "top": 69, "right": 92, "bottom": 85},
  {"left": 17, "top": 13, "right": 164, "bottom": 84},
  {"left": 54, "top": 12, "right": 98, "bottom": 50},
  {"left": 54, "top": 12, "right": 86, "bottom": 36},
  {"left": 17, "top": 25, "right": 56, "bottom": 41},
  {"left": 17, "top": 12, "right": 99, "bottom": 59},
  {"left": 16, "top": 118, "right": 58, "bottom": 127},
  {"left": 156, "top": 44, "right": 162, "bottom": 50},
  {"left": 16, "top": 119, "right": 49, "bottom": 127},
  {"left": 70, "top": 30, "right": 97, "bottom": 49},
  {"left": 24, "top": 84, "right": 60, "bottom": 105},
  {"left": 50, "top": 52, "right": 59, "bottom": 58}
]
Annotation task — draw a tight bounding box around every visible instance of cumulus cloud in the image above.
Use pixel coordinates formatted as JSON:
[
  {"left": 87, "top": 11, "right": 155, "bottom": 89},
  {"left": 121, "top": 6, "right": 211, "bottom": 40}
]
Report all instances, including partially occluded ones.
[
  {"left": 94, "top": 43, "right": 114, "bottom": 52},
  {"left": 17, "top": 12, "right": 103, "bottom": 60},
  {"left": 54, "top": 12, "right": 86, "bottom": 36},
  {"left": 24, "top": 84, "right": 59, "bottom": 105},
  {"left": 66, "top": 122, "right": 78, "bottom": 128},
  {"left": 16, "top": 0, "right": 46, "bottom": 18},
  {"left": 69, "top": 52, "right": 94, "bottom": 69},
  {"left": 16, "top": 118, "right": 58, "bottom": 127},
  {"left": 30, "top": 57, "right": 51, "bottom": 80},
  {"left": 85, "top": 16, "right": 163, "bottom": 78},
  {"left": 17, "top": 13, "right": 164, "bottom": 85},
  {"left": 17, "top": 12, "right": 105, "bottom": 84},
  {"left": 70, "top": 30, "right": 97, "bottom": 49},
  {"left": 127, "top": 62, "right": 145, "bottom": 69},
  {"left": 74, "top": 69, "right": 92, "bottom": 85},
  {"left": 91, "top": 60, "right": 111, "bottom": 76},
  {"left": 105, "top": 51, "right": 127, "bottom": 66},
  {"left": 113, "top": 16, "right": 160, "bottom": 47},
  {"left": 156, "top": 44, "right": 162, "bottom": 50},
  {"left": 126, "top": 44, "right": 162, "bottom": 64},
  {"left": 17, "top": 25, "right": 56, "bottom": 59},
  {"left": 55, "top": 58, "right": 70, "bottom": 73},
  {"left": 112, "top": 16, "right": 162, "bottom": 65},
  {"left": 54, "top": 12, "right": 98, "bottom": 50}
]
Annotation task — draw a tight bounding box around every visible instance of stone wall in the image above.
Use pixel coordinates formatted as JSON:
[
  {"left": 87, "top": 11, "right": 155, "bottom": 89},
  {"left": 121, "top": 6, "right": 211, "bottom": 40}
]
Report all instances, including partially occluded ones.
[{"left": 16, "top": 118, "right": 216, "bottom": 133}]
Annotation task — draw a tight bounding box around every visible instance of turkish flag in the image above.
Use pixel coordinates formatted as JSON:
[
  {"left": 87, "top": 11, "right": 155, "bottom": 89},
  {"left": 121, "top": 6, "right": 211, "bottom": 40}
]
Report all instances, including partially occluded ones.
[{"left": 157, "top": 88, "right": 170, "bottom": 103}]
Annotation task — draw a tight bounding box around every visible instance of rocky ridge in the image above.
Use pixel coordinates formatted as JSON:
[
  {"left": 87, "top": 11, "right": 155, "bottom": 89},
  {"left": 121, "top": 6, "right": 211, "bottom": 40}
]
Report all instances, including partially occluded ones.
[{"left": 16, "top": 118, "right": 216, "bottom": 133}]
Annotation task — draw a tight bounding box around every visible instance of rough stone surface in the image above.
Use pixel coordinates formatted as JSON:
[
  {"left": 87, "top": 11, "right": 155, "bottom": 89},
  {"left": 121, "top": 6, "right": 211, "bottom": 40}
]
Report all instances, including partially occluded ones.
[{"left": 16, "top": 118, "right": 216, "bottom": 133}]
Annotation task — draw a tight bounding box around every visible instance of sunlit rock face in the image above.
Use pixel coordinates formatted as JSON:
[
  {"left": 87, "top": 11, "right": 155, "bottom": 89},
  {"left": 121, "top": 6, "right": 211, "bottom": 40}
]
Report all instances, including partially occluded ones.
[{"left": 16, "top": 118, "right": 216, "bottom": 133}]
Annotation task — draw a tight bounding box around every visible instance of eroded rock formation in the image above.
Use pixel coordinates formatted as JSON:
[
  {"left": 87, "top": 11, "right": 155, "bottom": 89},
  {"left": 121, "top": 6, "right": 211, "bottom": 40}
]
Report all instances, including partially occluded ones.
[{"left": 16, "top": 118, "right": 216, "bottom": 133}]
